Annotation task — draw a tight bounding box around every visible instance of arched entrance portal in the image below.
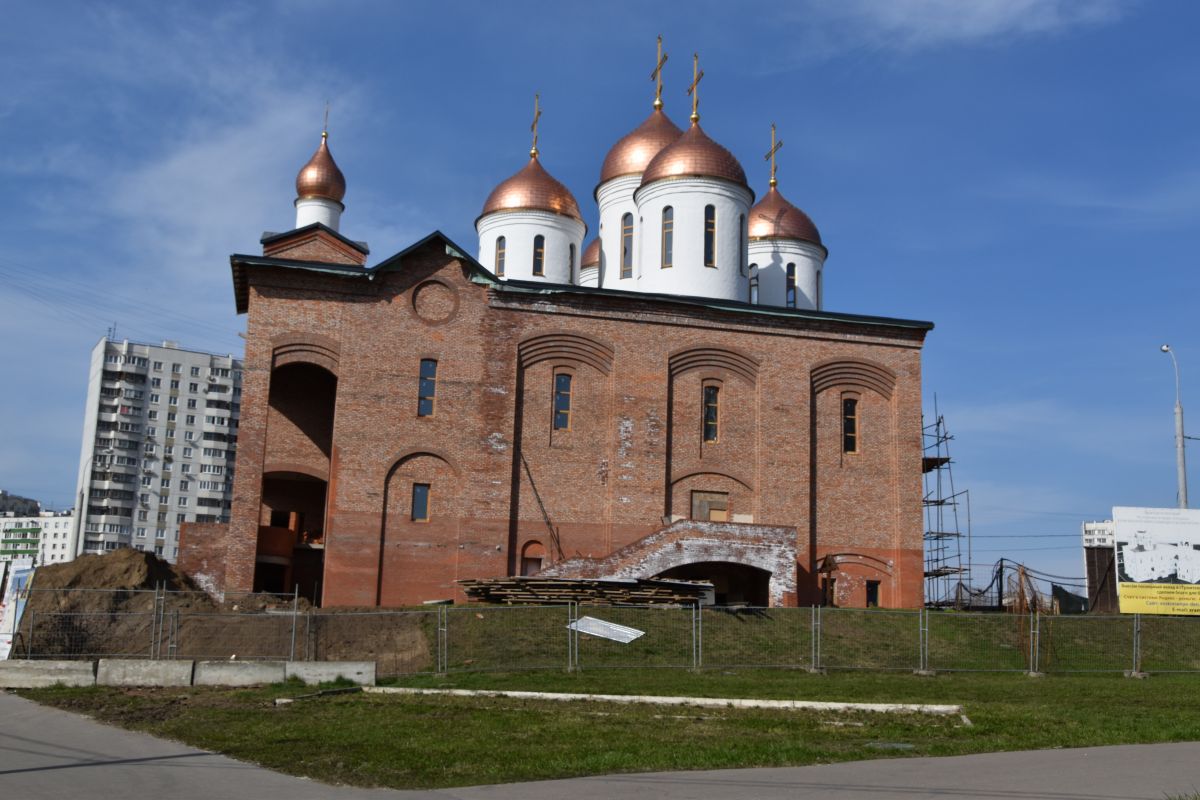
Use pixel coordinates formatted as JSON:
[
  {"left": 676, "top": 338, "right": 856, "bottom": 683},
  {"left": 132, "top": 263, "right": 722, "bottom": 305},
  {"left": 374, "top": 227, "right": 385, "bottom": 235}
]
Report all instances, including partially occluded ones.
[{"left": 656, "top": 561, "right": 771, "bottom": 606}]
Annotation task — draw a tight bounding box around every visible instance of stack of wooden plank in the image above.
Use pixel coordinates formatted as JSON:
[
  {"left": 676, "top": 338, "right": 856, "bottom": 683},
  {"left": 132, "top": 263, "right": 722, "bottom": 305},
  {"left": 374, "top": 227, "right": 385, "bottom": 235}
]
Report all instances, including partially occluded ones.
[{"left": 458, "top": 576, "right": 712, "bottom": 605}]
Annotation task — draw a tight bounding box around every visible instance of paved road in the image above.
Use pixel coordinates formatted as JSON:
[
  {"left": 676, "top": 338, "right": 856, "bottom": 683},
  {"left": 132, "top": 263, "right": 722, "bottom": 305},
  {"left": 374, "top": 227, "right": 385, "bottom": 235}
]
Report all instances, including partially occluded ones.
[{"left": 3, "top": 690, "right": 1198, "bottom": 799}]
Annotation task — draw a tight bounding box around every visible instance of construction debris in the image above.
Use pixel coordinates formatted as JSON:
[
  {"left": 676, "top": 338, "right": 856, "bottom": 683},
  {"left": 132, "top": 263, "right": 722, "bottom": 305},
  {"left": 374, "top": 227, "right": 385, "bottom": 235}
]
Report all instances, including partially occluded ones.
[{"left": 458, "top": 576, "right": 712, "bottom": 606}]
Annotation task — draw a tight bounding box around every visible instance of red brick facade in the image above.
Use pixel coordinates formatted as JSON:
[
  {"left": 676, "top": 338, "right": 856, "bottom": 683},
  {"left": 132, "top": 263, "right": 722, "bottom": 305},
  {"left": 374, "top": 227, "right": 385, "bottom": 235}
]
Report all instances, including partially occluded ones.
[{"left": 188, "top": 229, "right": 931, "bottom": 608}]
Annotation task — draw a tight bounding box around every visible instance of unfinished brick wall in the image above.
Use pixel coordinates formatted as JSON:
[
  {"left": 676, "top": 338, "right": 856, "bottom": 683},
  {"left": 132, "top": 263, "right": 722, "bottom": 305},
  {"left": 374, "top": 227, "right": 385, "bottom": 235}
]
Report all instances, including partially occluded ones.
[{"left": 203, "top": 234, "right": 929, "bottom": 608}]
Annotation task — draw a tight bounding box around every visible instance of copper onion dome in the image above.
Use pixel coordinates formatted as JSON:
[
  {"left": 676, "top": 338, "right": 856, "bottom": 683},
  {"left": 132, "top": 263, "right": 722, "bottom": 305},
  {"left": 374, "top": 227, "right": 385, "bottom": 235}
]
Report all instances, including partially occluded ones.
[
  {"left": 581, "top": 238, "right": 600, "bottom": 267},
  {"left": 748, "top": 185, "right": 823, "bottom": 248},
  {"left": 295, "top": 132, "right": 346, "bottom": 203},
  {"left": 598, "top": 108, "right": 683, "bottom": 186},
  {"left": 480, "top": 155, "right": 583, "bottom": 222},
  {"left": 639, "top": 122, "right": 749, "bottom": 192}
]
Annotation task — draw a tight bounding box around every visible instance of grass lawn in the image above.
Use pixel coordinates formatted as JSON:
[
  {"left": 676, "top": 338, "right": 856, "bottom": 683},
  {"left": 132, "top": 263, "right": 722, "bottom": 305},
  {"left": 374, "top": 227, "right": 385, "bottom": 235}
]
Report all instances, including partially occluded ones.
[{"left": 19, "top": 669, "right": 1200, "bottom": 790}]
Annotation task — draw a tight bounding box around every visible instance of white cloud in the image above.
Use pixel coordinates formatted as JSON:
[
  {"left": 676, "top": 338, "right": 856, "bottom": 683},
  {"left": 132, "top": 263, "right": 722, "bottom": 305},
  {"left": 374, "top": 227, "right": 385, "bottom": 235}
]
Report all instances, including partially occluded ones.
[{"left": 815, "top": 0, "right": 1126, "bottom": 50}]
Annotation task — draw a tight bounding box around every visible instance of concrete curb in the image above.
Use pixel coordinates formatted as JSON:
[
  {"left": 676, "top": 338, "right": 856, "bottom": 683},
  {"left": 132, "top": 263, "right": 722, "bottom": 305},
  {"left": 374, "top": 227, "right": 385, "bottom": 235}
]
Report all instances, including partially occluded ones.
[
  {"left": 97, "top": 659, "right": 195, "bottom": 687},
  {"left": 364, "top": 686, "right": 963, "bottom": 716},
  {"left": 0, "top": 660, "right": 96, "bottom": 688},
  {"left": 194, "top": 660, "right": 286, "bottom": 686}
]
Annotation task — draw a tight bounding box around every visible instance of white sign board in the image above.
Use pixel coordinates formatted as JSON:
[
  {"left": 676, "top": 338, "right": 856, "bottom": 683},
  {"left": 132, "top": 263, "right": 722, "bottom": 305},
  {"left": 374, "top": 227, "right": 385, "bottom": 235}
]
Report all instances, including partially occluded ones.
[{"left": 1113, "top": 506, "right": 1200, "bottom": 615}]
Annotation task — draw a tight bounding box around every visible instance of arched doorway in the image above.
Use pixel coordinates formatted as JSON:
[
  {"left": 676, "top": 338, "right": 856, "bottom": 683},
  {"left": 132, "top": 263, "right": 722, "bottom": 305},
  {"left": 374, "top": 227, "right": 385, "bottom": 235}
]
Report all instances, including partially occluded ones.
[{"left": 656, "top": 561, "right": 771, "bottom": 606}]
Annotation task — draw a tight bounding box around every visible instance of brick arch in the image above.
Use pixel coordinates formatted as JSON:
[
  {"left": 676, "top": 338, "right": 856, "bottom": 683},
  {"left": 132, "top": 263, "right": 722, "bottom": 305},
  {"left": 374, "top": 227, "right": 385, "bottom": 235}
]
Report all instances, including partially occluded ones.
[
  {"left": 262, "top": 462, "right": 328, "bottom": 482},
  {"left": 270, "top": 332, "right": 340, "bottom": 374},
  {"left": 670, "top": 469, "right": 753, "bottom": 491},
  {"left": 669, "top": 346, "right": 759, "bottom": 384},
  {"left": 810, "top": 359, "right": 895, "bottom": 399},
  {"left": 383, "top": 447, "right": 462, "bottom": 481},
  {"left": 819, "top": 551, "right": 895, "bottom": 577},
  {"left": 519, "top": 331, "right": 614, "bottom": 375}
]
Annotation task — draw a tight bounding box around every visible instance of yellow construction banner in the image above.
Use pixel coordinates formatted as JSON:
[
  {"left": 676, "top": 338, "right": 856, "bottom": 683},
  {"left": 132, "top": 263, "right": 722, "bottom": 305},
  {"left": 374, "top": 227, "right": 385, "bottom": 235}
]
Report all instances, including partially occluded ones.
[{"left": 1116, "top": 582, "right": 1200, "bottom": 615}]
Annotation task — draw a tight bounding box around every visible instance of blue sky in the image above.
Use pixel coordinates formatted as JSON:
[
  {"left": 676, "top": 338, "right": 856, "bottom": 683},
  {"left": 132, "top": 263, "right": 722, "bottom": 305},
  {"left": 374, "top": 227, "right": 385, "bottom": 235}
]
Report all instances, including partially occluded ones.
[{"left": 1, "top": 0, "right": 1196, "bottom": 593}]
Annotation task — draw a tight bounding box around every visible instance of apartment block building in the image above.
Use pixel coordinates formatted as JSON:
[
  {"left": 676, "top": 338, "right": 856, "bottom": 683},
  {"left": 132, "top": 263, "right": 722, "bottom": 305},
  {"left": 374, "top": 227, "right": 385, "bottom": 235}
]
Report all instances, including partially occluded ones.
[
  {"left": 73, "top": 338, "right": 243, "bottom": 561},
  {"left": 0, "top": 510, "right": 76, "bottom": 566}
]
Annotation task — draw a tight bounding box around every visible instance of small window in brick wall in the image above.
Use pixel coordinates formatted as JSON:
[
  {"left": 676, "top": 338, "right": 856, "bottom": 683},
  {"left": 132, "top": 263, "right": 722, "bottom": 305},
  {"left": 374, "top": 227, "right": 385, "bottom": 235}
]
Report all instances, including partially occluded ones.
[
  {"left": 842, "top": 397, "right": 859, "bottom": 453},
  {"left": 866, "top": 580, "right": 880, "bottom": 608},
  {"left": 411, "top": 483, "right": 431, "bottom": 522},
  {"left": 553, "top": 372, "right": 572, "bottom": 430},
  {"left": 703, "top": 384, "right": 720, "bottom": 443},
  {"left": 418, "top": 359, "right": 437, "bottom": 417},
  {"left": 691, "top": 491, "right": 728, "bottom": 522}
]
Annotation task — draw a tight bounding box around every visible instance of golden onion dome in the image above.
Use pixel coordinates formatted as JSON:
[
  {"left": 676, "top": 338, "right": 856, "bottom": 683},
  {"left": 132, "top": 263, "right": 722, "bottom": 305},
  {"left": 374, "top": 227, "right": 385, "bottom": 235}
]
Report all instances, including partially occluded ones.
[
  {"left": 581, "top": 238, "right": 600, "bottom": 267},
  {"left": 295, "top": 132, "right": 346, "bottom": 203},
  {"left": 640, "top": 122, "right": 749, "bottom": 192},
  {"left": 598, "top": 108, "right": 683, "bottom": 186},
  {"left": 748, "top": 185, "right": 823, "bottom": 248},
  {"left": 480, "top": 155, "right": 582, "bottom": 222}
]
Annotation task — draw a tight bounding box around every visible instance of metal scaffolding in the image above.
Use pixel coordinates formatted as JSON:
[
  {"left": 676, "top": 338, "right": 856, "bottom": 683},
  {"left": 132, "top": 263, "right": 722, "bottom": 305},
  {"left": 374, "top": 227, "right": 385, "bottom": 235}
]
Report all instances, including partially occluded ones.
[{"left": 923, "top": 406, "right": 973, "bottom": 607}]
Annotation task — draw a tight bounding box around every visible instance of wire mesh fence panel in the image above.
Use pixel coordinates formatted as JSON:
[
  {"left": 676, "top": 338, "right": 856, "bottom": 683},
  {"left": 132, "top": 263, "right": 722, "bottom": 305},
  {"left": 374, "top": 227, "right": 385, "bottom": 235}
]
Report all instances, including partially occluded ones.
[
  {"left": 25, "top": 588, "right": 159, "bottom": 614},
  {"left": 445, "top": 605, "right": 570, "bottom": 673},
  {"left": 821, "top": 609, "right": 920, "bottom": 671},
  {"left": 170, "top": 613, "right": 294, "bottom": 661},
  {"left": 701, "top": 607, "right": 812, "bottom": 669},
  {"left": 1037, "top": 615, "right": 1133, "bottom": 673},
  {"left": 25, "top": 612, "right": 157, "bottom": 659},
  {"left": 575, "top": 606, "right": 694, "bottom": 670},
  {"left": 1140, "top": 615, "right": 1200, "bottom": 672},
  {"left": 928, "top": 611, "right": 1030, "bottom": 672},
  {"left": 306, "top": 611, "right": 438, "bottom": 677}
]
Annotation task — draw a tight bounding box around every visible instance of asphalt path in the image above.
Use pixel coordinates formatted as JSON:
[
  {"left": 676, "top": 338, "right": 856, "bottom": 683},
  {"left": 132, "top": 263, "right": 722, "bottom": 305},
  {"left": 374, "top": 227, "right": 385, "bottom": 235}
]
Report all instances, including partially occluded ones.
[{"left": 2, "top": 690, "right": 1197, "bottom": 799}]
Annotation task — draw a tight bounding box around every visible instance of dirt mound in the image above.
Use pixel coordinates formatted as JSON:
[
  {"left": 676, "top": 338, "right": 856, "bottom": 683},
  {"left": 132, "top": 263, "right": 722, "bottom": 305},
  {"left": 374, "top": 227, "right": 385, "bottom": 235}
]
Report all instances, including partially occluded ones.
[
  {"left": 27, "top": 549, "right": 215, "bottom": 615},
  {"left": 34, "top": 548, "right": 201, "bottom": 593}
]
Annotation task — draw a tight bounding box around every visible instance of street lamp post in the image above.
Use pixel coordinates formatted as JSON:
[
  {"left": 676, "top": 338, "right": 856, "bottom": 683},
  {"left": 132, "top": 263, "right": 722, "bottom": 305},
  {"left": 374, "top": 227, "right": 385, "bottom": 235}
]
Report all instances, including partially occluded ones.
[{"left": 1161, "top": 345, "right": 1188, "bottom": 509}]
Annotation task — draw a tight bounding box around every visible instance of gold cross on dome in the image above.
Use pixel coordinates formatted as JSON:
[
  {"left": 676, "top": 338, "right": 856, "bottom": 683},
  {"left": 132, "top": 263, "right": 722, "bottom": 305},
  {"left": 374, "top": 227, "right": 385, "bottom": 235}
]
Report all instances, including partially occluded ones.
[
  {"left": 650, "top": 35, "right": 669, "bottom": 110},
  {"left": 687, "top": 53, "right": 704, "bottom": 122},
  {"left": 322, "top": 101, "right": 330, "bottom": 139},
  {"left": 764, "top": 123, "right": 783, "bottom": 187},
  {"left": 530, "top": 93, "right": 542, "bottom": 158}
]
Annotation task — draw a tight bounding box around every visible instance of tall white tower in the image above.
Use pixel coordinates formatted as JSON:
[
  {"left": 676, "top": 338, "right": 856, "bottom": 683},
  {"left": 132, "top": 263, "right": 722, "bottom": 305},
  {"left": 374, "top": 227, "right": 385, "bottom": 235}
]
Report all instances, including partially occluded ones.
[
  {"left": 476, "top": 97, "right": 585, "bottom": 283},
  {"left": 294, "top": 130, "right": 347, "bottom": 231},
  {"left": 595, "top": 37, "right": 683, "bottom": 289},
  {"left": 633, "top": 55, "right": 753, "bottom": 303},
  {"left": 747, "top": 126, "right": 826, "bottom": 309}
]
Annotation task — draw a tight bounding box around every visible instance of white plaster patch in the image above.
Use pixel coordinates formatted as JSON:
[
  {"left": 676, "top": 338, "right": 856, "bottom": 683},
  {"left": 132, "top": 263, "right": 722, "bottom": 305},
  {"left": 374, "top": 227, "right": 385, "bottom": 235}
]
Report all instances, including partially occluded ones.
[{"left": 487, "top": 432, "right": 508, "bottom": 452}]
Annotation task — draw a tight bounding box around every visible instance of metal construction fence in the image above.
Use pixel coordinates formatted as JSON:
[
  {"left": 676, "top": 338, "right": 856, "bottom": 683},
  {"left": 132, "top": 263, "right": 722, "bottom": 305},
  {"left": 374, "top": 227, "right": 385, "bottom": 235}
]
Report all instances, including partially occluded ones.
[{"left": 10, "top": 591, "right": 1200, "bottom": 677}]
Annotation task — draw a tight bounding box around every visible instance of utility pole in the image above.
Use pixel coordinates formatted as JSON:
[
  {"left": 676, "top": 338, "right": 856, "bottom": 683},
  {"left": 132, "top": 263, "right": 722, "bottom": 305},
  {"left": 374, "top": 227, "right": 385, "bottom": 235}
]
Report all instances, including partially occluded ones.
[{"left": 1161, "top": 345, "right": 1188, "bottom": 508}]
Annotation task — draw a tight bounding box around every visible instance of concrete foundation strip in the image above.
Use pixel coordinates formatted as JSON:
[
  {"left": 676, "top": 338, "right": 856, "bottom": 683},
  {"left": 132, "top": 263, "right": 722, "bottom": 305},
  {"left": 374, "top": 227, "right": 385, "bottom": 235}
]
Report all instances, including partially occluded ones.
[{"left": 364, "top": 687, "right": 967, "bottom": 720}]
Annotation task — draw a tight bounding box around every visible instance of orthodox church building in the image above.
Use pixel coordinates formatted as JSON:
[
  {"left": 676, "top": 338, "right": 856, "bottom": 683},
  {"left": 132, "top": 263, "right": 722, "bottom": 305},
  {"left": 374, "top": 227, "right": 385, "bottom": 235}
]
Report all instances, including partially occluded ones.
[{"left": 179, "top": 47, "right": 933, "bottom": 609}]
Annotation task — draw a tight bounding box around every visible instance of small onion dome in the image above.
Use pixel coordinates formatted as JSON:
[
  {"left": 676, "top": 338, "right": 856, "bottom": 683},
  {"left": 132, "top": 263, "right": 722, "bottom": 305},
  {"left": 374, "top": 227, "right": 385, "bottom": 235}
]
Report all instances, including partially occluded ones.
[
  {"left": 295, "top": 132, "right": 346, "bottom": 203},
  {"left": 480, "top": 155, "right": 582, "bottom": 222},
  {"left": 581, "top": 237, "right": 600, "bottom": 267},
  {"left": 748, "top": 185, "right": 823, "bottom": 248},
  {"left": 640, "top": 122, "right": 749, "bottom": 191},
  {"left": 598, "top": 108, "right": 683, "bottom": 185}
]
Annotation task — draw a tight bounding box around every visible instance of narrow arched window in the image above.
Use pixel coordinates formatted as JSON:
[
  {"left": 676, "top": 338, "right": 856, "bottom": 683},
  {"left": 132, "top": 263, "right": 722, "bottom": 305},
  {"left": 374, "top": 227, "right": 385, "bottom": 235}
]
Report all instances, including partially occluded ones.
[
  {"left": 553, "top": 372, "right": 573, "bottom": 430},
  {"left": 417, "top": 359, "right": 437, "bottom": 417},
  {"left": 842, "top": 397, "right": 859, "bottom": 454},
  {"left": 661, "top": 206, "right": 674, "bottom": 268},
  {"left": 749, "top": 268, "right": 759, "bottom": 304},
  {"left": 495, "top": 236, "right": 506, "bottom": 278},
  {"left": 703, "top": 205, "right": 716, "bottom": 268},
  {"left": 532, "top": 235, "right": 545, "bottom": 276},
  {"left": 817, "top": 269, "right": 823, "bottom": 310},
  {"left": 703, "top": 384, "right": 719, "bottom": 443},
  {"left": 738, "top": 213, "right": 746, "bottom": 273},
  {"left": 569, "top": 243, "right": 576, "bottom": 282},
  {"left": 786, "top": 263, "right": 797, "bottom": 308},
  {"left": 621, "top": 213, "right": 634, "bottom": 279}
]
